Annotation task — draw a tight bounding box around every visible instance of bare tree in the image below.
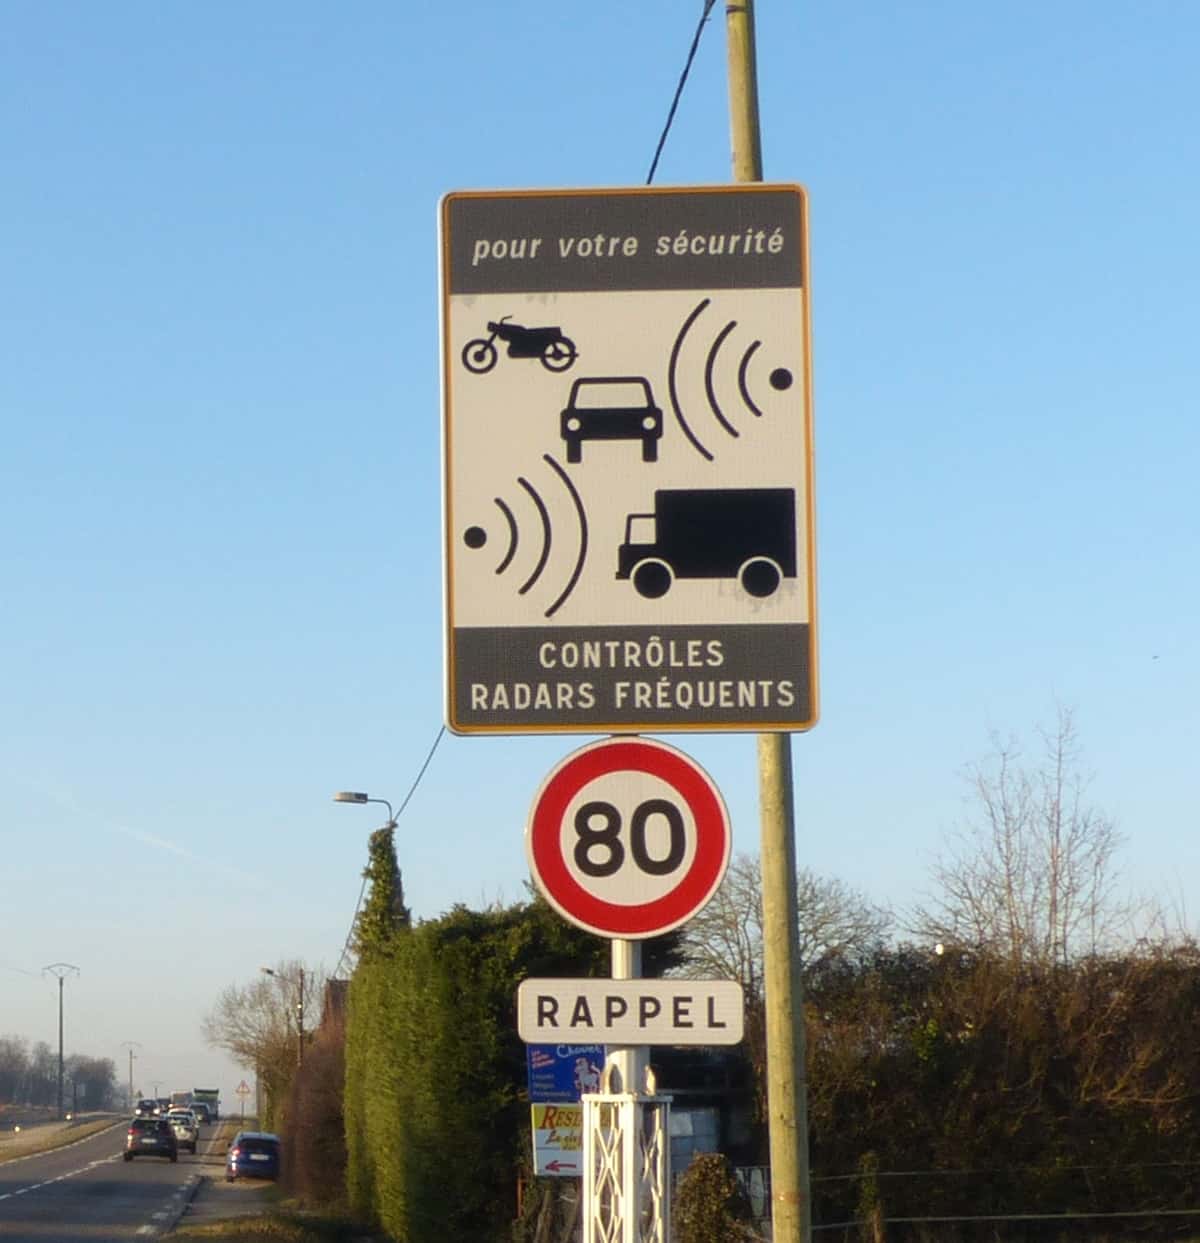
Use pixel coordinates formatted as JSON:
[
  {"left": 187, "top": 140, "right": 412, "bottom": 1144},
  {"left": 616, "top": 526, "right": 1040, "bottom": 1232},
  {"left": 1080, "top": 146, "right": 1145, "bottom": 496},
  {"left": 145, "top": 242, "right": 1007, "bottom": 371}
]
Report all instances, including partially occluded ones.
[
  {"left": 677, "top": 853, "right": 892, "bottom": 992},
  {"left": 201, "top": 959, "right": 326, "bottom": 1073},
  {"left": 63, "top": 1055, "right": 117, "bottom": 1111},
  {"left": 202, "top": 959, "right": 327, "bottom": 1129},
  {"left": 676, "top": 853, "right": 890, "bottom": 1132},
  {"left": 0, "top": 1036, "right": 29, "bottom": 1103},
  {"left": 911, "top": 706, "right": 1137, "bottom": 966}
]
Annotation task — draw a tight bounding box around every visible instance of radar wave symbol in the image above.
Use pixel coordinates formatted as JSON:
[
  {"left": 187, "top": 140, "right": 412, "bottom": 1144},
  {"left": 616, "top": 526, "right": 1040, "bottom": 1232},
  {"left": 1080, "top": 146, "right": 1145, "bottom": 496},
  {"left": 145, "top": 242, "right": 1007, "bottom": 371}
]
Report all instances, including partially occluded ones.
[
  {"left": 668, "top": 297, "right": 791, "bottom": 462},
  {"left": 463, "top": 454, "right": 588, "bottom": 619}
]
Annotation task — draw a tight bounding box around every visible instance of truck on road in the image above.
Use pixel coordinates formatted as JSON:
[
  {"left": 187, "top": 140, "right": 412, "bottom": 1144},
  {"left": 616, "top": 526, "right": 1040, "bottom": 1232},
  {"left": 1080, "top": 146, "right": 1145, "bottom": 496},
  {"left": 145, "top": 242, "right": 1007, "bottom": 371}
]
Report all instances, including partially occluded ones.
[
  {"left": 617, "top": 487, "right": 797, "bottom": 600},
  {"left": 192, "top": 1088, "right": 220, "bottom": 1122}
]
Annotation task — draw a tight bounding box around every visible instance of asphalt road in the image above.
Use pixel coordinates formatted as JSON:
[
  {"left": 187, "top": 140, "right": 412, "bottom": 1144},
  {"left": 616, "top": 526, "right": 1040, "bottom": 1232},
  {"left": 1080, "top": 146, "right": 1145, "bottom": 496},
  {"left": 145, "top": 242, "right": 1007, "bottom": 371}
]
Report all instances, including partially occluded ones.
[{"left": 0, "top": 1118, "right": 228, "bottom": 1242}]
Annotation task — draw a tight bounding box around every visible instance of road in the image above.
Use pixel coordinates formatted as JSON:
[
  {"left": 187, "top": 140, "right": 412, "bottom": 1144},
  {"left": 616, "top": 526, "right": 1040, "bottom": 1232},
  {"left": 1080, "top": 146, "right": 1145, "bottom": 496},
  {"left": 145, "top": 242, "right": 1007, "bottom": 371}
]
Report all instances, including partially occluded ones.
[{"left": 0, "top": 1117, "right": 229, "bottom": 1242}]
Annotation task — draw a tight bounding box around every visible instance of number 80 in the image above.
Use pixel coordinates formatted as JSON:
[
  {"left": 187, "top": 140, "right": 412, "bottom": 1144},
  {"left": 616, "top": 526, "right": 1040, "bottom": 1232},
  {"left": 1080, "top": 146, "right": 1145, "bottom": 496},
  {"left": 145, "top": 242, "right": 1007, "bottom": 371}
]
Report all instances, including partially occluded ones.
[{"left": 573, "top": 799, "right": 686, "bottom": 879}]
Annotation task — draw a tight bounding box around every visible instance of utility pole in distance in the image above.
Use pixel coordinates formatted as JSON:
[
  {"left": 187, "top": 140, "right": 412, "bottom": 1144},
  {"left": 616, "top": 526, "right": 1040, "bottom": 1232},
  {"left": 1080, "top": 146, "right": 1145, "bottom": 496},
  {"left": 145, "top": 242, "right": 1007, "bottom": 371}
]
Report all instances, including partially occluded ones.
[
  {"left": 43, "top": 963, "right": 79, "bottom": 1120},
  {"left": 725, "top": 2, "right": 812, "bottom": 1241},
  {"left": 121, "top": 1041, "right": 142, "bottom": 1111},
  {"left": 296, "top": 967, "right": 305, "bottom": 1067}
]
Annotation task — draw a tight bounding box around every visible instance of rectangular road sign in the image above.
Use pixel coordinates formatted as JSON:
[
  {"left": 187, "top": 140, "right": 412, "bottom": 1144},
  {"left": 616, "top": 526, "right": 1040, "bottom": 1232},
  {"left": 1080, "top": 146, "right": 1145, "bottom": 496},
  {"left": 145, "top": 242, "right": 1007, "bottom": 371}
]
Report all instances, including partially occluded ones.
[
  {"left": 517, "top": 978, "right": 744, "bottom": 1046},
  {"left": 531, "top": 1102, "right": 583, "bottom": 1178},
  {"left": 441, "top": 184, "right": 816, "bottom": 734},
  {"left": 525, "top": 1043, "right": 605, "bottom": 1103}
]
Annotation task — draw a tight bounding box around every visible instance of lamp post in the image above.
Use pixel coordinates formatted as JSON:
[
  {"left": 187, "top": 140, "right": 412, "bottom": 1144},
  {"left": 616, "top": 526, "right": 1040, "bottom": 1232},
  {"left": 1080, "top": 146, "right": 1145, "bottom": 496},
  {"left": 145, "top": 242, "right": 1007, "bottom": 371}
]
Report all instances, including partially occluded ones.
[
  {"left": 43, "top": 963, "right": 79, "bottom": 1119},
  {"left": 332, "top": 790, "right": 396, "bottom": 827},
  {"left": 121, "top": 1042, "right": 142, "bottom": 1111},
  {"left": 261, "top": 966, "right": 305, "bottom": 1067}
]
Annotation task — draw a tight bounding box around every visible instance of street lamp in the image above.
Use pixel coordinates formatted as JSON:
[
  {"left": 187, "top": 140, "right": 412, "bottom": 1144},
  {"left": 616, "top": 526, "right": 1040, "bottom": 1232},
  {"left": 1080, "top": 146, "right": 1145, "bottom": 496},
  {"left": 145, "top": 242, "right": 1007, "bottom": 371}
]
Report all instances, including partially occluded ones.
[
  {"left": 43, "top": 963, "right": 79, "bottom": 1119},
  {"left": 261, "top": 966, "right": 305, "bottom": 1067},
  {"left": 332, "top": 790, "right": 396, "bottom": 826}
]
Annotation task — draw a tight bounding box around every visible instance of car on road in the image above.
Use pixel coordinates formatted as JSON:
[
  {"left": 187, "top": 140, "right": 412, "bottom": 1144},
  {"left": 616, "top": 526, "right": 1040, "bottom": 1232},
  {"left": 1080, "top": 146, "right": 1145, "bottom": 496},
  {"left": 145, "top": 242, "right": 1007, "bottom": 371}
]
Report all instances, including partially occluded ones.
[
  {"left": 189, "top": 1101, "right": 211, "bottom": 1125},
  {"left": 155, "top": 1097, "right": 172, "bottom": 1117},
  {"left": 133, "top": 1098, "right": 158, "bottom": 1118},
  {"left": 166, "top": 1109, "right": 199, "bottom": 1153},
  {"left": 124, "top": 1117, "right": 178, "bottom": 1162},
  {"left": 225, "top": 1130, "right": 281, "bottom": 1181},
  {"left": 560, "top": 376, "right": 662, "bottom": 463}
]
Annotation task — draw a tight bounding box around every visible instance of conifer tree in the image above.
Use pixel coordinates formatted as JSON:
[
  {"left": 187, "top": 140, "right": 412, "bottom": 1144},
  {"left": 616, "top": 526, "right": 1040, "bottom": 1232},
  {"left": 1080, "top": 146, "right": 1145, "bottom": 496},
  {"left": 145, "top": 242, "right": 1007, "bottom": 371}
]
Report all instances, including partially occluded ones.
[{"left": 354, "top": 824, "right": 411, "bottom": 957}]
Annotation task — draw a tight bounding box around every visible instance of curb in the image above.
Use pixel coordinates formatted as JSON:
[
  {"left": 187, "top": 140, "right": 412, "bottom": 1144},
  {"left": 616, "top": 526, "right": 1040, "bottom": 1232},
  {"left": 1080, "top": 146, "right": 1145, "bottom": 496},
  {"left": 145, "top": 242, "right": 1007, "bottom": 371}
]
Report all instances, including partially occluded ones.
[{"left": 163, "top": 1173, "right": 205, "bottom": 1235}]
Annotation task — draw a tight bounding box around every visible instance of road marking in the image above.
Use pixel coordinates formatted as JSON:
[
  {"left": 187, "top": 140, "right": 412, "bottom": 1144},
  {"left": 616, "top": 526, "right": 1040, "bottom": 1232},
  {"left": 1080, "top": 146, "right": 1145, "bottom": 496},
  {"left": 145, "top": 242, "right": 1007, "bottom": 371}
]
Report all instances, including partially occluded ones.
[
  {"left": 0, "top": 1133, "right": 176, "bottom": 1215},
  {"left": 0, "top": 1118, "right": 124, "bottom": 1165}
]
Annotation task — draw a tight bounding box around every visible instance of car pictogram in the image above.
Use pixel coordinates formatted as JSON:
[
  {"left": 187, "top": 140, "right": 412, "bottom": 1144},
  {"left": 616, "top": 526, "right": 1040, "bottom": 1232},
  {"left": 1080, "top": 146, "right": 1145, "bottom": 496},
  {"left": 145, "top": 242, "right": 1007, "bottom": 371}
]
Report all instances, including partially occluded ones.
[{"left": 560, "top": 376, "right": 663, "bottom": 464}]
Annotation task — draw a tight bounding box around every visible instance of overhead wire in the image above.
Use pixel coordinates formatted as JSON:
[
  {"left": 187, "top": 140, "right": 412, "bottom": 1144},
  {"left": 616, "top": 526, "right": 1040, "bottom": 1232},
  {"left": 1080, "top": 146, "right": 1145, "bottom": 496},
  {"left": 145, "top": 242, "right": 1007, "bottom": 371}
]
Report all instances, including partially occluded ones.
[
  {"left": 332, "top": 725, "right": 447, "bottom": 979},
  {"left": 330, "top": 2, "right": 715, "bottom": 981},
  {"left": 646, "top": 0, "right": 719, "bottom": 184}
]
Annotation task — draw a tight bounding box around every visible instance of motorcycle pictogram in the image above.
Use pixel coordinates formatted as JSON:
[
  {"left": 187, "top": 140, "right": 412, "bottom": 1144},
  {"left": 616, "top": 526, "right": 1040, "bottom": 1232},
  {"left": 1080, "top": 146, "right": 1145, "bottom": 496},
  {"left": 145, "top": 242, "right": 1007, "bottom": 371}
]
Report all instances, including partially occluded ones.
[{"left": 461, "top": 315, "right": 578, "bottom": 375}]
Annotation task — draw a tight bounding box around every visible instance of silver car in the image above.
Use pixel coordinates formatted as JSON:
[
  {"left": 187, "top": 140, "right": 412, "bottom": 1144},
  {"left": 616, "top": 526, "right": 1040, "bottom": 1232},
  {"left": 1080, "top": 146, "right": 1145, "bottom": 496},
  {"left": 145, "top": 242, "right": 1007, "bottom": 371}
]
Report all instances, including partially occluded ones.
[{"left": 166, "top": 1109, "right": 199, "bottom": 1153}]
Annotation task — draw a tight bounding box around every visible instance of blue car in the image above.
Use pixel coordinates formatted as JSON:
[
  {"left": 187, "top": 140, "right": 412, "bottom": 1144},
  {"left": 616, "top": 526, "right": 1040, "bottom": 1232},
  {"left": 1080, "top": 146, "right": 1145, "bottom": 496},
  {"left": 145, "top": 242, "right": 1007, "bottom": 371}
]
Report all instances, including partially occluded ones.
[{"left": 225, "top": 1130, "right": 281, "bottom": 1181}]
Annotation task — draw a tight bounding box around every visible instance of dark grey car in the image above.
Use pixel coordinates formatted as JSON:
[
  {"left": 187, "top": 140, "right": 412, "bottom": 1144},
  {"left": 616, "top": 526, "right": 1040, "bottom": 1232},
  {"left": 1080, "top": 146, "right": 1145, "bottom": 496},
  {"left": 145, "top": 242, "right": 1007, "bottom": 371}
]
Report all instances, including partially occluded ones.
[{"left": 124, "top": 1117, "right": 178, "bottom": 1162}]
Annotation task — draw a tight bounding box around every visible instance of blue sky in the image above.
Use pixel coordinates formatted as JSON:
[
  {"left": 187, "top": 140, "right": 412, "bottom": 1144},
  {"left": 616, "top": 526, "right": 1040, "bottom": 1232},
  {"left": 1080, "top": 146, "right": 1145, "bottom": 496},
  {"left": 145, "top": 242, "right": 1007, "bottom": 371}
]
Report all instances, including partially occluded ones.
[{"left": 3, "top": 2, "right": 1197, "bottom": 1102}]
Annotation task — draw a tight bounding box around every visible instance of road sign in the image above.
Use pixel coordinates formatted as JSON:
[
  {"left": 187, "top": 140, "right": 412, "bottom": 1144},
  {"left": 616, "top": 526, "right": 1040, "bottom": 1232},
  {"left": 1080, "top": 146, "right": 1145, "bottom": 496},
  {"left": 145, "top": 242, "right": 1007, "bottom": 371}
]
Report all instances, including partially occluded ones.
[
  {"left": 235, "top": 1081, "right": 251, "bottom": 1096},
  {"left": 440, "top": 184, "right": 816, "bottom": 734},
  {"left": 531, "top": 1103, "right": 584, "bottom": 1178},
  {"left": 526, "top": 1044, "right": 605, "bottom": 1103},
  {"left": 526, "top": 737, "right": 730, "bottom": 938},
  {"left": 518, "top": 979, "right": 744, "bottom": 1045}
]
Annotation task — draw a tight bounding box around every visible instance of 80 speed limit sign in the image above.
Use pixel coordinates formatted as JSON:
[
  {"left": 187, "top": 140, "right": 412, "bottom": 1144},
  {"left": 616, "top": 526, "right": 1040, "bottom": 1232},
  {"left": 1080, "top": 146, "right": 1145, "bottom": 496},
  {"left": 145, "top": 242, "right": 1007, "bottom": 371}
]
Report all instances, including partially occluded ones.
[{"left": 526, "top": 737, "right": 731, "bottom": 939}]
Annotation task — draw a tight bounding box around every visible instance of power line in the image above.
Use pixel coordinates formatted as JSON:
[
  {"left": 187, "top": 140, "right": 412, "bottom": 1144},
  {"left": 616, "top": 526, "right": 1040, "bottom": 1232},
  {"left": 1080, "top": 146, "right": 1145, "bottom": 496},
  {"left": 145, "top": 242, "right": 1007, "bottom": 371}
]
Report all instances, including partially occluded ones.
[
  {"left": 333, "top": 873, "right": 371, "bottom": 982},
  {"left": 1, "top": 961, "right": 40, "bottom": 978},
  {"left": 646, "top": 0, "right": 718, "bottom": 185},
  {"left": 332, "top": 725, "right": 446, "bottom": 978},
  {"left": 391, "top": 724, "right": 445, "bottom": 822},
  {"left": 815, "top": 1209, "right": 1200, "bottom": 1233},
  {"left": 811, "top": 1159, "right": 1200, "bottom": 1183}
]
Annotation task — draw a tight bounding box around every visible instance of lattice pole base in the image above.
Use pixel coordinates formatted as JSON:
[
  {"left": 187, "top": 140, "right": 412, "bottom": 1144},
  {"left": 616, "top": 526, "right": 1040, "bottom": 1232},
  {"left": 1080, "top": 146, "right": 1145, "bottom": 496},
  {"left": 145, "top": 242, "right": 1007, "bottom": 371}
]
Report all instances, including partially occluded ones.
[{"left": 582, "top": 1075, "right": 671, "bottom": 1243}]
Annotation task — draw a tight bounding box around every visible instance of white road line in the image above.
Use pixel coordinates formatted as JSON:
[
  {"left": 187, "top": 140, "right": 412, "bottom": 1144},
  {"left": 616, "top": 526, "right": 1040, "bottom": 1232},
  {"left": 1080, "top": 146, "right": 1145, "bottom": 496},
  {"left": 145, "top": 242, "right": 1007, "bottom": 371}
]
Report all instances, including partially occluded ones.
[
  {"left": 0, "top": 1120, "right": 124, "bottom": 1165},
  {"left": 0, "top": 1138, "right": 146, "bottom": 1206}
]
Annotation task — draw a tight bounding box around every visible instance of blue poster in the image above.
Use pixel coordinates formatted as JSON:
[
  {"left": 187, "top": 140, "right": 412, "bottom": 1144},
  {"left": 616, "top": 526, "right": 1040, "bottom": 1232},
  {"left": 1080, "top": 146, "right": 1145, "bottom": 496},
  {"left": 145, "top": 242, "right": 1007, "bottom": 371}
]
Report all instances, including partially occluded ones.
[{"left": 525, "top": 1044, "right": 606, "bottom": 1103}]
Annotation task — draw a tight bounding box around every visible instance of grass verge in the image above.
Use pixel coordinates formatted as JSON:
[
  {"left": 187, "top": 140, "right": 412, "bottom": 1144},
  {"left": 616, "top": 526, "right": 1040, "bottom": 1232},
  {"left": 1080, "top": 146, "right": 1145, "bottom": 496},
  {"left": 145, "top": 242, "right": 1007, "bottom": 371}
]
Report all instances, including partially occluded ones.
[{"left": 0, "top": 1117, "right": 122, "bottom": 1163}]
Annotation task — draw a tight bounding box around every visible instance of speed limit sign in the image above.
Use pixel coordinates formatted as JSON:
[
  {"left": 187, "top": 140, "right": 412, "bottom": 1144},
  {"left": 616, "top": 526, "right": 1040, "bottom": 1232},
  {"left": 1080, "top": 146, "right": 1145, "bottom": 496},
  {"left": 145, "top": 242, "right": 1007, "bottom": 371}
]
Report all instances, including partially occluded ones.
[{"left": 526, "top": 737, "right": 731, "bottom": 939}]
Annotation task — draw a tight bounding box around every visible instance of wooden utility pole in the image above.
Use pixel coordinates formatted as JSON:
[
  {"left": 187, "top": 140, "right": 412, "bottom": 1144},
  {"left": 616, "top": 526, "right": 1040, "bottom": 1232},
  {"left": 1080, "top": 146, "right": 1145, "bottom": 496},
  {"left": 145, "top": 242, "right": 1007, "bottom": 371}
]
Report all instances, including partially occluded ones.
[{"left": 725, "top": 3, "right": 812, "bottom": 1241}]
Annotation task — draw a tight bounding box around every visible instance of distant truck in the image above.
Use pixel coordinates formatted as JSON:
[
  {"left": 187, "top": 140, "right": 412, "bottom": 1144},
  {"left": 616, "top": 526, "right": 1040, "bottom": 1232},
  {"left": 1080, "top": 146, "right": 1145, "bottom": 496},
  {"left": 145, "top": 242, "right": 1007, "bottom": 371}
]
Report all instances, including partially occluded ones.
[
  {"left": 169, "top": 1090, "right": 193, "bottom": 1110},
  {"left": 617, "top": 487, "right": 797, "bottom": 600},
  {"left": 192, "top": 1088, "right": 220, "bottom": 1121}
]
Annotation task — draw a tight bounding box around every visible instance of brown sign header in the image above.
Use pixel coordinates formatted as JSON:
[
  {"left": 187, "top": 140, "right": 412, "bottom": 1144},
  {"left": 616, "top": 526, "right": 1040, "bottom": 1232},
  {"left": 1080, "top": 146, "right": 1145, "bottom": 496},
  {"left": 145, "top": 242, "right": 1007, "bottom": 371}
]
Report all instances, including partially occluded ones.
[{"left": 442, "top": 184, "right": 805, "bottom": 295}]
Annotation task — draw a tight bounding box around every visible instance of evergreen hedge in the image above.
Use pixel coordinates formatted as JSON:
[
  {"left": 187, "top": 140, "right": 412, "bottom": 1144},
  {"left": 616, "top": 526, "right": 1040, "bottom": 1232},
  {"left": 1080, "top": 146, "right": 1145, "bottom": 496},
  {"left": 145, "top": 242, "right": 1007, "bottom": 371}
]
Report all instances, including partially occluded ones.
[{"left": 344, "top": 898, "right": 607, "bottom": 1241}]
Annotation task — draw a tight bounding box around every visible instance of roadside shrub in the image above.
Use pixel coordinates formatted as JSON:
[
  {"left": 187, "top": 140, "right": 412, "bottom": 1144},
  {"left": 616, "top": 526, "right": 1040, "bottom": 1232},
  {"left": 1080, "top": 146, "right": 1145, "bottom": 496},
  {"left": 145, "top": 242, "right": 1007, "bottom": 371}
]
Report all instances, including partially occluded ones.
[
  {"left": 674, "top": 1152, "right": 757, "bottom": 1243},
  {"left": 343, "top": 897, "right": 608, "bottom": 1243},
  {"left": 283, "top": 1009, "right": 346, "bottom": 1205}
]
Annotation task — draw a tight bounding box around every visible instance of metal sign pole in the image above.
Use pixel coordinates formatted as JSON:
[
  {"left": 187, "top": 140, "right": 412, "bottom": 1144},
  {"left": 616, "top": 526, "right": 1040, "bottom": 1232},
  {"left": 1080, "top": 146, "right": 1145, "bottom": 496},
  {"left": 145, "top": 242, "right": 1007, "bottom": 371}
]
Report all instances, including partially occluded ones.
[
  {"left": 582, "top": 939, "right": 671, "bottom": 1243},
  {"left": 609, "top": 940, "right": 646, "bottom": 1094}
]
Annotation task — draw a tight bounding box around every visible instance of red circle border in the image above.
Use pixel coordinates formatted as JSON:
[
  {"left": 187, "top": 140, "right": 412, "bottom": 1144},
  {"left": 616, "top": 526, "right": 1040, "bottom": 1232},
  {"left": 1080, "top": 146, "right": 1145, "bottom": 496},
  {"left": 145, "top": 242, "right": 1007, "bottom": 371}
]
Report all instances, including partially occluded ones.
[{"left": 527, "top": 739, "right": 730, "bottom": 938}]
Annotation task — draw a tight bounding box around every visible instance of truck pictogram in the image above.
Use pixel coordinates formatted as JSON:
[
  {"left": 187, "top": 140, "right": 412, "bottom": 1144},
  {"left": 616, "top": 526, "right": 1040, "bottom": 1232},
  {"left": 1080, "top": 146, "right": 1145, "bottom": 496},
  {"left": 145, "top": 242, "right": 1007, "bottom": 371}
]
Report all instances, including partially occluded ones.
[{"left": 616, "top": 488, "right": 797, "bottom": 600}]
